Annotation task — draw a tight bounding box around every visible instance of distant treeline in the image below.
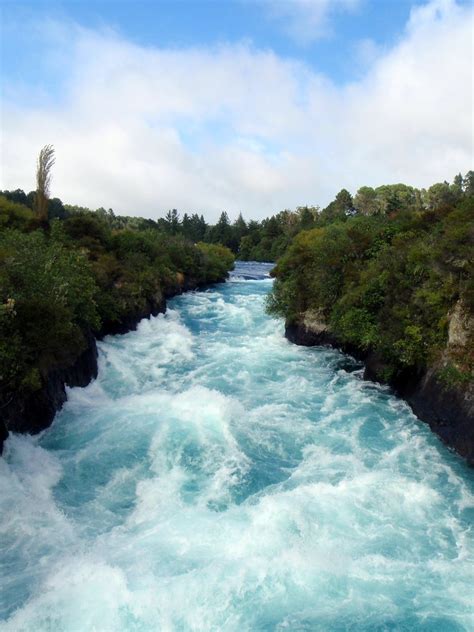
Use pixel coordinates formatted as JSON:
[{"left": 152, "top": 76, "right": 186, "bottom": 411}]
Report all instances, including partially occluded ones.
[
  {"left": 7, "top": 172, "right": 471, "bottom": 263},
  {"left": 234, "top": 171, "right": 474, "bottom": 262}
]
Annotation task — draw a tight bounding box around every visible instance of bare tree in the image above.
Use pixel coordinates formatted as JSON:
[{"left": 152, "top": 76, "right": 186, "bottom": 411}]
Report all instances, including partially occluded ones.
[{"left": 34, "top": 144, "right": 55, "bottom": 224}]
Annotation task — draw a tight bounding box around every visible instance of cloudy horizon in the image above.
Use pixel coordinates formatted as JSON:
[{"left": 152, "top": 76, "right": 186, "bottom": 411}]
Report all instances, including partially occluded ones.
[{"left": 1, "top": 0, "right": 473, "bottom": 222}]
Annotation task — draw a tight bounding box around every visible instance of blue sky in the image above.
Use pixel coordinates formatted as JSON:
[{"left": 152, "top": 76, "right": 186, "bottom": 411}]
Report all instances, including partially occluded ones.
[
  {"left": 2, "top": 0, "right": 434, "bottom": 89},
  {"left": 1, "top": 0, "right": 472, "bottom": 220}
]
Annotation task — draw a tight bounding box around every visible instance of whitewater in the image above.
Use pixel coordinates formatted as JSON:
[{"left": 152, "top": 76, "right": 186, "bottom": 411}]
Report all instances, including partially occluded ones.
[{"left": 0, "top": 261, "right": 473, "bottom": 631}]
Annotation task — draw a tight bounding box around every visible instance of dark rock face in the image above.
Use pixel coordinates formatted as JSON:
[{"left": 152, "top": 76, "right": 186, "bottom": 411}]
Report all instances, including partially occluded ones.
[
  {"left": 285, "top": 322, "right": 332, "bottom": 347},
  {"left": 400, "top": 371, "right": 474, "bottom": 465},
  {"left": 0, "top": 420, "right": 8, "bottom": 450},
  {"left": 0, "top": 278, "right": 219, "bottom": 454},
  {"left": 98, "top": 292, "right": 167, "bottom": 338},
  {"left": 0, "top": 331, "right": 98, "bottom": 446},
  {"left": 285, "top": 320, "right": 474, "bottom": 466},
  {"left": 285, "top": 321, "right": 367, "bottom": 364}
]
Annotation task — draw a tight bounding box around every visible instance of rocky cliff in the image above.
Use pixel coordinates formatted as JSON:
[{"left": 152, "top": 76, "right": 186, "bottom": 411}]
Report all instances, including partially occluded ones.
[
  {"left": 286, "top": 304, "right": 474, "bottom": 465},
  {"left": 0, "top": 277, "right": 218, "bottom": 453}
]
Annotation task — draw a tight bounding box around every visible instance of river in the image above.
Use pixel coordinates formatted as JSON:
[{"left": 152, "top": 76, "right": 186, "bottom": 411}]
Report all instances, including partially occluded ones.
[{"left": 0, "top": 262, "right": 473, "bottom": 631}]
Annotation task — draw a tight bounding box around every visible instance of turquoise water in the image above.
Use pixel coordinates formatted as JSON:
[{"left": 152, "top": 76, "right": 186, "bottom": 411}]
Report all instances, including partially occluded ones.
[{"left": 1, "top": 262, "right": 473, "bottom": 631}]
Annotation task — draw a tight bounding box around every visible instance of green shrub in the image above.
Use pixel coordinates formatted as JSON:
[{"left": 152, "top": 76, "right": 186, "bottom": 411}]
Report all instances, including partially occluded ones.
[{"left": 268, "top": 183, "right": 473, "bottom": 379}]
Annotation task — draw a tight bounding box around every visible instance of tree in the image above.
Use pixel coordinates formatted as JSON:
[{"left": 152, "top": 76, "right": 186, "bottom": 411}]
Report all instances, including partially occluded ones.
[
  {"left": 181, "top": 212, "right": 192, "bottom": 239},
  {"left": 34, "top": 144, "right": 55, "bottom": 225},
  {"left": 453, "top": 173, "right": 464, "bottom": 195},
  {"left": 463, "top": 171, "right": 474, "bottom": 197},
  {"left": 297, "top": 206, "right": 316, "bottom": 230},
  {"left": 321, "top": 189, "right": 353, "bottom": 222},
  {"left": 334, "top": 189, "right": 354, "bottom": 214},
  {"left": 374, "top": 184, "right": 416, "bottom": 214},
  {"left": 233, "top": 213, "right": 247, "bottom": 241},
  {"left": 48, "top": 197, "right": 66, "bottom": 220},
  {"left": 0, "top": 189, "right": 29, "bottom": 206},
  {"left": 425, "top": 182, "right": 456, "bottom": 211},
  {"left": 210, "top": 211, "right": 233, "bottom": 248},
  {"left": 354, "top": 187, "right": 379, "bottom": 215},
  {"left": 164, "top": 209, "right": 180, "bottom": 234},
  {"left": 189, "top": 213, "right": 207, "bottom": 241},
  {"left": 263, "top": 216, "right": 281, "bottom": 239}
]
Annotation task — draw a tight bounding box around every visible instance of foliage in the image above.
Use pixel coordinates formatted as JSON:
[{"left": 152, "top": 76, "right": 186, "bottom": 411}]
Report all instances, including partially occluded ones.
[
  {"left": 0, "top": 229, "right": 98, "bottom": 395},
  {"left": 1, "top": 165, "right": 471, "bottom": 401},
  {"left": 437, "top": 364, "right": 472, "bottom": 388},
  {"left": 0, "top": 195, "right": 36, "bottom": 231},
  {"left": 34, "top": 144, "right": 55, "bottom": 224},
  {"left": 268, "top": 173, "right": 474, "bottom": 381},
  {"left": 0, "top": 197, "right": 234, "bottom": 404},
  {"left": 197, "top": 242, "right": 235, "bottom": 283}
]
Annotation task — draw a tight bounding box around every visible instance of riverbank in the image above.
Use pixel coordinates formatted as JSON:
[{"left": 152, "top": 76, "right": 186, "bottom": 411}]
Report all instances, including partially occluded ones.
[
  {"left": 0, "top": 275, "right": 226, "bottom": 453},
  {"left": 286, "top": 315, "right": 474, "bottom": 465},
  {"left": 2, "top": 262, "right": 472, "bottom": 629}
]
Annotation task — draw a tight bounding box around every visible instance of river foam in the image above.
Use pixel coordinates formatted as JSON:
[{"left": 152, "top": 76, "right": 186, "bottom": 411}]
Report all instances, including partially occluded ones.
[{"left": 1, "top": 262, "right": 473, "bottom": 631}]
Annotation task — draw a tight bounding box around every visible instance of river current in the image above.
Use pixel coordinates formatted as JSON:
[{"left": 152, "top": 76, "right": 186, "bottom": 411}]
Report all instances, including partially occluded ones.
[{"left": 1, "top": 262, "right": 473, "bottom": 631}]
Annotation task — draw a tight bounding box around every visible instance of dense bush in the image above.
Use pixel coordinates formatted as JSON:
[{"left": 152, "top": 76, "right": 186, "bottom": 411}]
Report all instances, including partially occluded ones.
[
  {"left": 0, "top": 229, "right": 99, "bottom": 395},
  {"left": 0, "top": 202, "right": 234, "bottom": 404},
  {"left": 0, "top": 195, "right": 36, "bottom": 231},
  {"left": 268, "top": 176, "right": 473, "bottom": 382},
  {"left": 197, "top": 242, "right": 236, "bottom": 283}
]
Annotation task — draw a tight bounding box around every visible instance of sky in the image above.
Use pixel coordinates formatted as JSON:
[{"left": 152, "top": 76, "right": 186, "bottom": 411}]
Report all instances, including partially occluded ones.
[{"left": 0, "top": 0, "right": 473, "bottom": 222}]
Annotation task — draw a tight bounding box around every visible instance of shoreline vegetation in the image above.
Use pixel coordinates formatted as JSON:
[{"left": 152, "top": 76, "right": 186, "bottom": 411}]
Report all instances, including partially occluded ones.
[
  {"left": 267, "top": 173, "right": 473, "bottom": 463},
  {"left": 1, "top": 149, "right": 472, "bottom": 462},
  {"left": 0, "top": 150, "right": 235, "bottom": 450}
]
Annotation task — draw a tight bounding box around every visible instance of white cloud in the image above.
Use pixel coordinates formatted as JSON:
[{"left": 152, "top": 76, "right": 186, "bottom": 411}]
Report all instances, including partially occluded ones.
[
  {"left": 353, "top": 38, "right": 383, "bottom": 70},
  {"left": 0, "top": 0, "right": 472, "bottom": 222},
  {"left": 262, "top": 0, "right": 362, "bottom": 44}
]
